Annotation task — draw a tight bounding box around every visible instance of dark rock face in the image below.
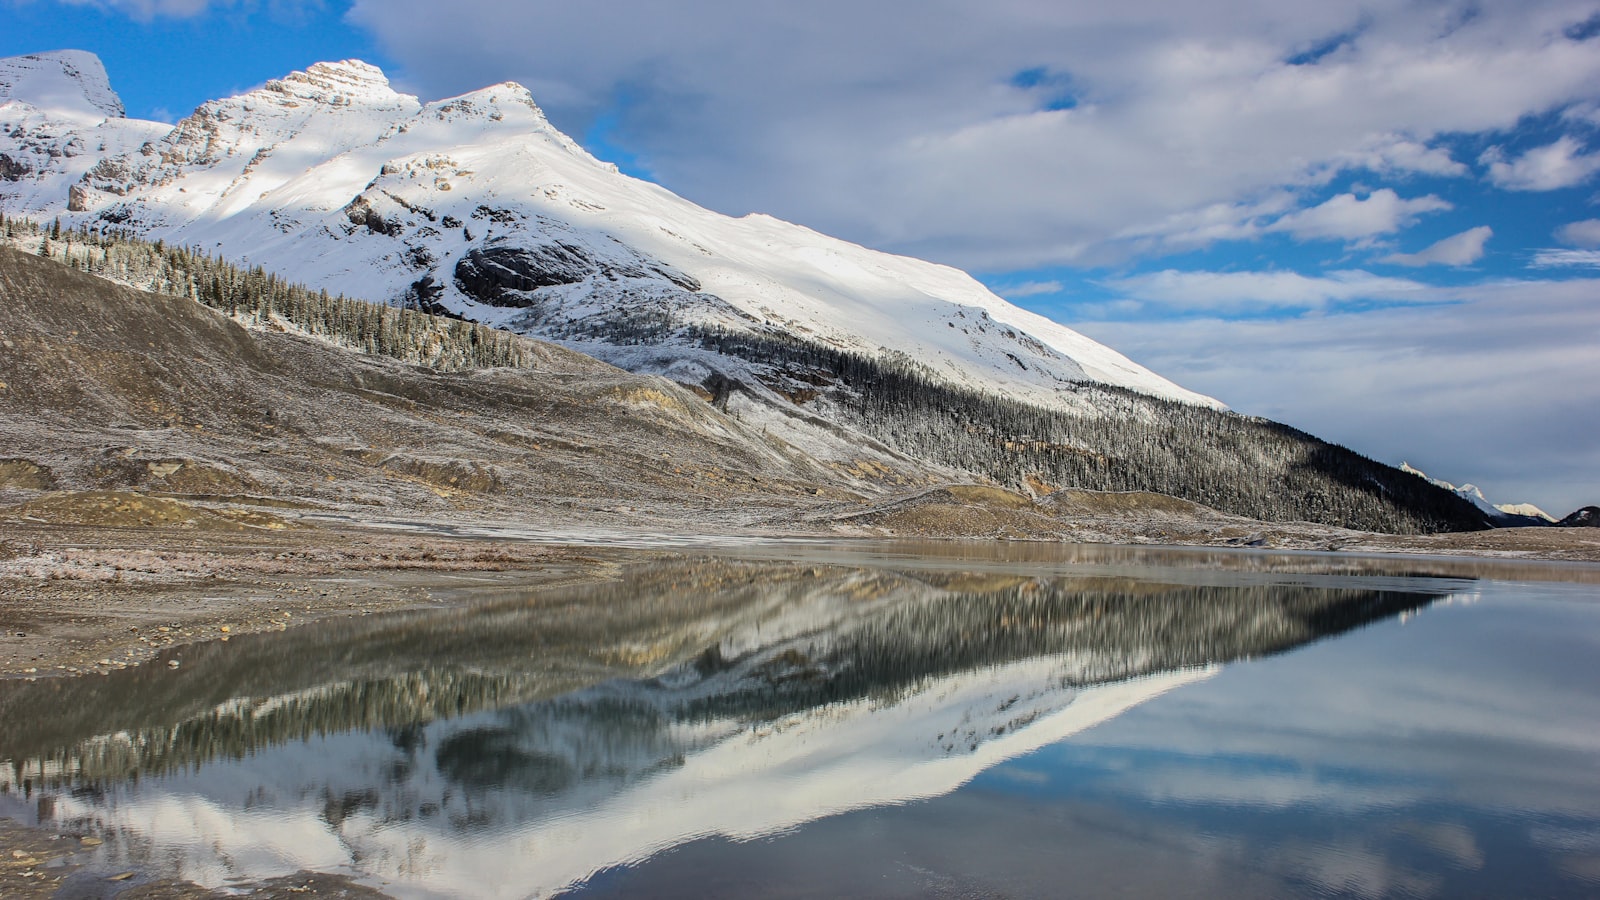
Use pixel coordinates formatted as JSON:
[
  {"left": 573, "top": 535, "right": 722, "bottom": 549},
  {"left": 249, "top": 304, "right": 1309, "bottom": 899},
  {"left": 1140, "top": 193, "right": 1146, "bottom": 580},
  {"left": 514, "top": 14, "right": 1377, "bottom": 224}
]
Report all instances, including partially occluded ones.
[
  {"left": 1558, "top": 506, "right": 1600, "bottom": 527},
  {"left": 453, "top": 244, "right": 600, "bottom": 306},
  {"left": 400, "top": 274, "right": 460, "bottom": 319},
  {"left": 453, "top": 240, "right": 704, "bottom": 309},
  {"left": 0, "top": 152, "right": 30, "bottom": 182},
  {"left": 344, "top": 196, "right": 402, "bottom": 236},
  {"left": 96, "top": 203, "right": 134, "bottom": 225}
]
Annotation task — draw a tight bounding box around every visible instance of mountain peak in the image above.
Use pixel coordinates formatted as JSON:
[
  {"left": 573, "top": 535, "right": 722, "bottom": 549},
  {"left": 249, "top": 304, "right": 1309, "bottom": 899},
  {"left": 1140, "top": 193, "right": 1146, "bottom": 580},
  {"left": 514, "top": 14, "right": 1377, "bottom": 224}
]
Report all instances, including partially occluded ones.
[
  {"left": 0, "top": 50, "right": 125, "bottom": 120},
  {"left": 306, "top": 59, "right": 387, "bottom": 80},
  {"left": 262, "top": 58, "right": 410, "bottom": 108},
  {"left": 429, "top": 79, "right": 544, "bottom": 115}
]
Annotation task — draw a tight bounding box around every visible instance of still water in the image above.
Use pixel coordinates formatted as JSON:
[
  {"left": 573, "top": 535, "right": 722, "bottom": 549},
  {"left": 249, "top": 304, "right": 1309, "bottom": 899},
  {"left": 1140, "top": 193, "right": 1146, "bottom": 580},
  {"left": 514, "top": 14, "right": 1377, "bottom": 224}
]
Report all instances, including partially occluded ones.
[{"left": 1, "top": 543, "right": 1598, "bottom": 898}]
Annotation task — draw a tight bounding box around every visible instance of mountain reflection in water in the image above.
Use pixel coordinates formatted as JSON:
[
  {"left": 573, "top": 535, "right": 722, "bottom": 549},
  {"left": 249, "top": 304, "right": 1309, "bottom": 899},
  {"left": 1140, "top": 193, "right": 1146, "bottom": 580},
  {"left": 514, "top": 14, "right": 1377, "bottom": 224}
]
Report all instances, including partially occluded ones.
[{"left": 0, "top": 557, "right": 1450, "bottom": 897}]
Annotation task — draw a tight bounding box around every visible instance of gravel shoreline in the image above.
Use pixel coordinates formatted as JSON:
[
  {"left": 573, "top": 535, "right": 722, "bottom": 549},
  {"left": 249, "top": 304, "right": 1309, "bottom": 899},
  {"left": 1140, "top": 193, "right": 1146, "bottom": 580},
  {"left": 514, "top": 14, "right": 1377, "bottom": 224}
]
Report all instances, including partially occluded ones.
[
  {"left": 0, "top": 521, "right": 648, "bottom": 681},
  {"left": 5, "top": 514, "right": 1598, "bottom": 682}
]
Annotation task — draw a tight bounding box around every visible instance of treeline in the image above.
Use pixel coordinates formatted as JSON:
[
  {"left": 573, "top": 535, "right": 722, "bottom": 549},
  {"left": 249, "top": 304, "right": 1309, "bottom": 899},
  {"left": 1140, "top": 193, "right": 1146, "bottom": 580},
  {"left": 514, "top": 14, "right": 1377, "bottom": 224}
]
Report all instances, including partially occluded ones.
[
  {"left": 690, "top": 326, "right": 1489, "bottom": 534},
  {"left": 671, "top": 582, "right": 1441, "bottom": 724},
  {"left": 11, "top": 670, "right": 544, "bottom": 785},
  {"left": 1, "top": 214, "right": 544, "bottom": 371}
]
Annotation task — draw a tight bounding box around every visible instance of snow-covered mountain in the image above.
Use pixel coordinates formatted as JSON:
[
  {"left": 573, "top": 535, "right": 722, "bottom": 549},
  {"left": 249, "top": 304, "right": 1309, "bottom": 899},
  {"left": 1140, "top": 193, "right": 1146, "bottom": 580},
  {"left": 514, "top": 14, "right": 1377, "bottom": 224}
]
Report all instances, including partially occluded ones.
[
  {"left": 0, "top": 52, "right": 167, "bottom": 209},
  {"left": 0, "top": 50, "right": 1215, "bottom": 414},
  {"left": 2, "top": 50, "right": 1506, "bottom": 535},
  {"left": 1399, "top": 462, "right": 1553, "bottom": 524}
]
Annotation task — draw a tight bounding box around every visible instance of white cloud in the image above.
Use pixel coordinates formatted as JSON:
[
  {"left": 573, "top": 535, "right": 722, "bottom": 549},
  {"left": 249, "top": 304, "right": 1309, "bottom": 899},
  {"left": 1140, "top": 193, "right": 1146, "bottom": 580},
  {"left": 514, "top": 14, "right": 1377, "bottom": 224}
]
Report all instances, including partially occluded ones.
[
  {"left": 1106, "top": 268, "right": 1432, "bottom": 312},
  {"left": 1380, "top": 225, "right": 1492, "bottom": 267},
  {"left": 1564, "top": 101, "right": 1600, "bottom": 126},
  {"left": 991, "top": 280, "right": 1064, "bottom": 298},
  {"left": 1109, "top": 191, "right": 1296, "bottom": 253},
  {"left": 1265, "top": 189, "right": 1450, "bottom": 243},
  {"left": 347, "top": 0, "right": 1600, "bottom": 270},
  {"left": 1482, "top": 136, "right": 1600, "bottom": 191},
  {"left": 1530, "top": 248, "right": 1600, "bottom": 268},
  {"left": 1075, "top": 277, "right": 1600, "bottom": 514},
  {"left": 1340, "top": 135, "right": 1469, "bottom": 178},
  {"left": 1555, "top": 218, "right": 1600, "bottom": 247}
]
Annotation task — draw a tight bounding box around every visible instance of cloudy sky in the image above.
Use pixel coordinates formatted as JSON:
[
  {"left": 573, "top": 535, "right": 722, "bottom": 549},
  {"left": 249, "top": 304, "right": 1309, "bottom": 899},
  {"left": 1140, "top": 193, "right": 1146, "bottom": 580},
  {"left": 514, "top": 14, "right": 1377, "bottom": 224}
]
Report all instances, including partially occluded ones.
[{"left": 5, "top": 0, "right": 1599, "bottom": 512}]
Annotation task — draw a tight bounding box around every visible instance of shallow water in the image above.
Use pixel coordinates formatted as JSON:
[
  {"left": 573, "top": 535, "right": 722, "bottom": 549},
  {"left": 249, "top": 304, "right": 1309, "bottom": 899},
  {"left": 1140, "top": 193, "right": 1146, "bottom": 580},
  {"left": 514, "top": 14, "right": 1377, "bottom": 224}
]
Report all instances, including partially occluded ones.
[{"left": 1, "top": 545, "right": 1597, "bottom": 898}]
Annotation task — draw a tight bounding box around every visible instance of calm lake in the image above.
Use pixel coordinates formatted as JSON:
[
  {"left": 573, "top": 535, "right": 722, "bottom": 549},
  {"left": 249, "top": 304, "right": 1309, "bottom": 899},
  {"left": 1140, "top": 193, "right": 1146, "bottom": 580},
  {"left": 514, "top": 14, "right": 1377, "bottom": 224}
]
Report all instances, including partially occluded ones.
[{"left": 2, "top": 542, "right": 1598, "bottom": 898}]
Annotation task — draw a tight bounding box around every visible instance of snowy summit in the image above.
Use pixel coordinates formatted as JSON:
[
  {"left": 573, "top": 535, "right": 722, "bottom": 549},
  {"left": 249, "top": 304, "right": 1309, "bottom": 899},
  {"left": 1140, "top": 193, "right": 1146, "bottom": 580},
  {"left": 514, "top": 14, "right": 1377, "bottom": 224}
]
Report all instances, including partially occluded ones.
[
  {"left": 0, "top": 51, "right": 1216, "bottom": 414},
  {"left": 0, "top": 50, "right": 124, "bottom": 120}
]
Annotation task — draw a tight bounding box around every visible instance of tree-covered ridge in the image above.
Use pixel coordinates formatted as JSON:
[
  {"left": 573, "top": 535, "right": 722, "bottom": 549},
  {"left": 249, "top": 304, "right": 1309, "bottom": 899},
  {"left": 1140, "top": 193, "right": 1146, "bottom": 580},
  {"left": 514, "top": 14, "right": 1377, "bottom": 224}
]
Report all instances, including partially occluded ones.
[
  {"left": 2, "top": 214, "right": 544, "bottom": 371},
  {"left": 689, "top": 327, "right": 1490, "bottom": 535}
]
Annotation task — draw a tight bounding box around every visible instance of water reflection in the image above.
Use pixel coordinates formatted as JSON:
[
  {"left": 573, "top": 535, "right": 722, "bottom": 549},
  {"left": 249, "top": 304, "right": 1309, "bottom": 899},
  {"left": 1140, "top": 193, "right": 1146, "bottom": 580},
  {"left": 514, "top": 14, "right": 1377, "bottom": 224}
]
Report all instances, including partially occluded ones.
[{"left": 0, "top": 556, "right": 1457, "bottom": 897}]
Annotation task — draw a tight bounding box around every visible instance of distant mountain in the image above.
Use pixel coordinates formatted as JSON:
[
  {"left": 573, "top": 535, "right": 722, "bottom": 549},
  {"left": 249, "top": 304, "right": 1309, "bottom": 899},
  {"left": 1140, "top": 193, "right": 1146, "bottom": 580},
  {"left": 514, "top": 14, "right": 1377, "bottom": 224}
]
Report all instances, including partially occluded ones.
[
  {"left": 1399, "top": 463, "right": 1553, "bottom": 526},
  {"left": 1558, "top": 507, "right": 1600, "bottom": 528},
  {"left": 0, "top": 49, "right": 123, "bottom": 119},
  {"left": 0, "top": 51, "right": 1492, "bottom": 534}
]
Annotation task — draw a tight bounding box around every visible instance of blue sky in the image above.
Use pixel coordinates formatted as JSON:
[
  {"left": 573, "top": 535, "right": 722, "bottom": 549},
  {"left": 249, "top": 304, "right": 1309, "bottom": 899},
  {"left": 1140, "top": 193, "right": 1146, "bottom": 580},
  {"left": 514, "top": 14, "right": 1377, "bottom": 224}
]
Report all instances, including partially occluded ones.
[{"left": 4, "top": 0, "right": 1599, "bottom": 513}]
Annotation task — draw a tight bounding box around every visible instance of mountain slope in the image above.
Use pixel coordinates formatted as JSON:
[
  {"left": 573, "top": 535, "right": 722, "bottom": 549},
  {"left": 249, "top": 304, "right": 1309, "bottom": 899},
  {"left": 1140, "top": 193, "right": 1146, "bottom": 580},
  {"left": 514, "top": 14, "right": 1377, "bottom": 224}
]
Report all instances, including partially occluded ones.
[
  {"left": 1558, "top": 507, "right": 1599, "bottom": 527},
  {"left": 0, "top": 52, "right": 1210, "bottom": 412},
  {"left": 0, "top": 52, "right": 1492, "bottom": 533},
  {"left": 0, "top": 244, "right": 934, "bottom": 525},
  {"left": 7, "top": 219, "right": 1492, "bottom": 533}
]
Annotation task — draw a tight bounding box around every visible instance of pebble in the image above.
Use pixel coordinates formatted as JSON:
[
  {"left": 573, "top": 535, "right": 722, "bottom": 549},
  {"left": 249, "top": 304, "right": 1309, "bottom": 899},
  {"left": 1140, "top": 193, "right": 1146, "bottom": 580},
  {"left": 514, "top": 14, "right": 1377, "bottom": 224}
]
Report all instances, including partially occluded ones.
[{"left": 167, "top": 659, "right": 180, "bottom": 669}]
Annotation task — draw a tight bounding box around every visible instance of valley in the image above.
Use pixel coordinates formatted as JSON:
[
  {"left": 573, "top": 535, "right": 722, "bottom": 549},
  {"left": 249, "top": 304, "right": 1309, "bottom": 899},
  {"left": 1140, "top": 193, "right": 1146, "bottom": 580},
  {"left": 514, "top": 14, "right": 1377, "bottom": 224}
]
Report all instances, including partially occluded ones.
[
  {"left": 3, "top": 42, "right": 1600, "bottom": 896},
  {"left": 1, "top": 244, "right": 1597, "bottom": 687}
]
